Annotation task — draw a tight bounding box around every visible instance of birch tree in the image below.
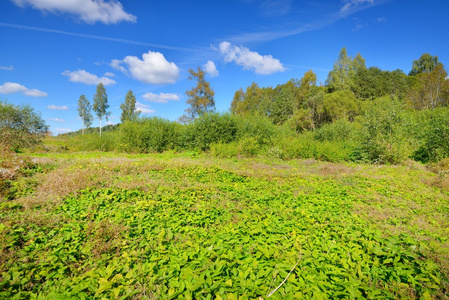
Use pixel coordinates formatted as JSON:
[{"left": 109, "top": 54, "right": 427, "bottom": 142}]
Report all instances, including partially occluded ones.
[
  {"left": 77, "top": 94, "right": 93, "bottom": 135},
  {"left": 93, "top": 83, "right": 110, "bottom": 138}
]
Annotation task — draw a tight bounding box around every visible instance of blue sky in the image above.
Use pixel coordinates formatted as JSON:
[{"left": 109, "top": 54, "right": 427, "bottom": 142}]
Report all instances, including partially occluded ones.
[{"left": 1, "top": 0, "right": 448, "bottom": 134}]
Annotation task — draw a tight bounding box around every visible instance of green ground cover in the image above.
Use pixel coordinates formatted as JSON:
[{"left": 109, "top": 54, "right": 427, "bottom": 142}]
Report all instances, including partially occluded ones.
[{"left": 1, "top": 153, "right": 448, "bottom": 299}]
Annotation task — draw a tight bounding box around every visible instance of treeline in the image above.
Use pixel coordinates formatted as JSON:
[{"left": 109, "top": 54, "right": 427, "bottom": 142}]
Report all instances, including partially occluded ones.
[
  {"left": 56, "top": 103, "right": 449, "bottom": 164},
  {"left": 57, "top": 49, "right": 449, "bottom": 164},
  {"left": 230, "top": 49, "right": 448, "bottom": 129}
]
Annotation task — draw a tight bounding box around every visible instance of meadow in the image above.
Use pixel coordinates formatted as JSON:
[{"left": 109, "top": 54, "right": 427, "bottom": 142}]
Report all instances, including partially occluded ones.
[{"left": 1, "top": 150, "right": 448, "bottom": 299}]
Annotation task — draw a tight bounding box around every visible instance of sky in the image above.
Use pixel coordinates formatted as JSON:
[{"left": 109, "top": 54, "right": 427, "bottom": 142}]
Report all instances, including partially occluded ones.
[{"left": 0, "top": 0, "right": 448, "bottom": 134}]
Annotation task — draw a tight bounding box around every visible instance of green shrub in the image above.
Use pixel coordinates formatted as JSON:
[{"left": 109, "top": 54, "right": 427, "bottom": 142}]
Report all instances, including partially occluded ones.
[
  {"left": 313, "top": 118, "right": 361, "bottom": 143},
  {"left": 277, "top": 134, "right": 355, "bottom": 162},
  {"left": 235, "top": 115, "right": 283, "bottom": 145},
  {"left": 413, "top": 107, "right": 449, "bottom": 162},
  {"left": 119, "top": 117, "right": 181, "bottom": 153},
  {"left": 0, "top": 100, "right": 48, "bottom": 150},
  {"left": 355, "top": 96, "right": 417, "bottom": 164},
  {"left": 183, "top": 112, "right": 238, "bottom": 151},
  {"left": 210, "top": 142, "right": 239, "bottom": 158}
]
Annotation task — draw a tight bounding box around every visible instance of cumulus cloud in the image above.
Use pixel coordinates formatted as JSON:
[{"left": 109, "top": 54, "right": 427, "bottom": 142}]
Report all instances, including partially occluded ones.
[
  {"left": 47, "top": 104, "right": 69, "bottom": 111},
  {"left": 0, "top": 65, "right": 14, "bottom": 71},
  {"left": 62, "top": 69, "right": 116, "bottom": 86},
  {"left": 48, "top": 118, "right": 66, "bottom": 122},
  {"left": 219, "top": 41, "right": 285, "bottom": 75},
  {"left": 203, "top": 61, "right": 219, "bottom": 77},
  {"left": 11, "top": 0, "right": 136, "bottom": 24},
  {"left": 0, "top": 82, "right": 47, "bottom": 97},
  {"left": 135, "top": 101, "right": 155, "bottom": 114},
  {"left": 104, "top": 72, "right": 115, "bottom": 77},
  {"left": 111, "top": 51, "right": 180, "bottom": 84},
  {"left": 142, "top": 92, "right": 180, "bottom": 103}
]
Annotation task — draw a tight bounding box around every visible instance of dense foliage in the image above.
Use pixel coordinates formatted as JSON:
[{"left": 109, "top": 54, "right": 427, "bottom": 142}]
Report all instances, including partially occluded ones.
[
  {"left": 1, "top": 154, "right": 448, "bottom": 299},
  {"left": 0, "top": 101, "right": 48, "bottom": 150}
]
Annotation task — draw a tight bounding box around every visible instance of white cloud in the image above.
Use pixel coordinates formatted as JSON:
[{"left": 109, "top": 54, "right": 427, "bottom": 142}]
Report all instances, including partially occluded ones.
[
  {"left": 104, "top": 72, "right": 115, "bottom": 77},
  {"left": 0, "top": 65, "right": 14, "bottom": 71},
  {"left": 218, "top": 41, "right": 285, "bottom": 75},
  {"left": 106, "top": 120, "right": 116, "bottom": 125},
  {"left": 48, "top": 118, "right": 66, "bottom": 122},
  {"left": 0, "top": 82, "right": 47, "bottom": 97},
  {"left": 47, "top": 104, "right": 69, "bottom": 111},
  {"left": 62, "top": 69, "right": 116, "bottom": 86},
  {"left": 260, "top": 0, "right": 293, "bottom": 16},
  {"left": 377, "top": 17, "right": 386, "bottom": 22},
  {"left": 203, "top": 61, "right": 219, "bottom": 77},
  {"left": 11, "top": 0, "right": 136, "bottom": 24},
  {"left": 55, "top": 128, "right": 71, "bottom": 133},
  {"left": 142, "top": 92, "right": 180, "bottom": 103},
  {"left": 340, "top": 0, "right": 374, "bottom": 14},
  {"left": 135, "top": 101, "right": 155, "bottom": 114},
  {"left": 111, "top": 51, "right": 180, "bottom": 84}
]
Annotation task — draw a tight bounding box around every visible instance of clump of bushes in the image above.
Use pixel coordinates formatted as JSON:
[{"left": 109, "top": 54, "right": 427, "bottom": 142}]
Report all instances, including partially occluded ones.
[{"left": 48, "top": 101, "right": 449, "bottom": 165}]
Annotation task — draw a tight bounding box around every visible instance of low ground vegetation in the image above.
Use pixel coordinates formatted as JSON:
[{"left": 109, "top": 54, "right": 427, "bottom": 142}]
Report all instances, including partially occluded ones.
[{"left": 0, "top": 153, "right": 448, "bottom": 298}]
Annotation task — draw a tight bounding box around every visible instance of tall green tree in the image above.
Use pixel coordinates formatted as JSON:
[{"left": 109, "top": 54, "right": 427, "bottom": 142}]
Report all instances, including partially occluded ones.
[
  {"left": 92, "top": 83, "right": 110, "bottom": 138},
  {"left": 407, "top": 63, "right": 449, "bottom": 109},
  {"left": 326, "top": 48, "right": 366, "bottom": 92},
  {"left": 297, "top": 70, "right": 317, "bottom": 108},
  {"left": 120, "top": 90, "right": 139, "bottom": 123},
  {"left": 0, "top": 101, "right": 48, "bottom": 150},
  {"left": 184, "top": 67, "right": 215, "bottom": 119},
  {"left": 77, "top": 94, "right": 93, "bottom": 136},
  {"left": 230, "top": 82, "right": 266, "bottom": 117},
  {"left": 271, "top": 80, "right": 297, "bottom": 124},
  {"left": 409, "top": 53, "right": 440, "bottom": 76}
]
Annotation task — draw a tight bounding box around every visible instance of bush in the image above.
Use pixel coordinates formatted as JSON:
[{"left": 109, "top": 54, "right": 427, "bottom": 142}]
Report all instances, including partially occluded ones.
[
  {"left": 413, "top": 107, "right": 449, "bottom": 162},
  {"left": 0, "top": 100, "right": 48, "bottom": 150},
  {"left": 277, "top": 134, "right": 355, "bottom": 162},
  {"left": 313, "top": 118, "right": 361, "bottom": 143},
  {"left": 235, "top": 114, "right": 294, "bottom": 145},
  {"left": 355, "top": 96, "right": 417, "bottom": 164},
  {"left": 119, "top": 117, "right": 181, "bottom": 153},
  {"left": 183, "top": 113, "right": 238, "bottom": 151}
]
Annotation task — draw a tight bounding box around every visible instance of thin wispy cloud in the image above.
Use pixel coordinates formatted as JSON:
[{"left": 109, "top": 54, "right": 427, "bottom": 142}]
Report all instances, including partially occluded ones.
[
  {"left": 55, "top": 128, "right": 71, "bottom": 133},
  {"left": 340, "top": 0, "right": 374, "bottom": 14},
  {"left": 260, "top": 0, "right": 293, "bottom": 16},
  {"left": 47, "top": 104, "right": 69, "bottom": 111},
  {"left": 0, "top": 65, "right": 14, "bottom": 71},
  {"left": 48, "top": 118, "right": 66, "bottom": 122},
  {"left": 227, "top": 0, "right": 386, "bottom": 44},
  {"left": 0, "top": 23, "right": 192, "bottom": 52},
  {"left": 142, "top": 92, "right": 180, "bottom": 103}
]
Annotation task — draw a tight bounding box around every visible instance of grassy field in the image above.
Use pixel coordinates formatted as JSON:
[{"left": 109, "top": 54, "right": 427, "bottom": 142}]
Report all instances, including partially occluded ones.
[{"left": 1, "top": 151, "right": 448, "bottom": 299}]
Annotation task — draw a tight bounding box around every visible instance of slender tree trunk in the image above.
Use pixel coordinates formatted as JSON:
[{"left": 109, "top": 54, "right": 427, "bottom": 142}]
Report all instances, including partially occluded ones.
[
  {"left": 99, "top": 119, "right": 102, "bottom": 138},
  {"left": 82, "top": 126, "right": 84, "bottom": 136}
]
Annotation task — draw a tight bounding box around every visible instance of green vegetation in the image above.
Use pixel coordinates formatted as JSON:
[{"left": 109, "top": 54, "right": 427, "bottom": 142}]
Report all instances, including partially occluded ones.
[
  {"left": 0, "top": 101, "right": 48, "bottom": 151},
  {"left": 1, "top": 153, "right": 448, "bottom": 299},
  {"left": 1, "top": 50, "right": 449, "bottom": 299}
]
